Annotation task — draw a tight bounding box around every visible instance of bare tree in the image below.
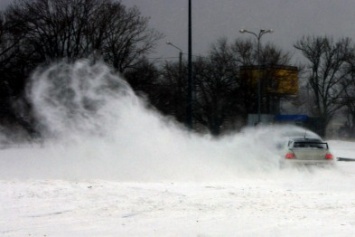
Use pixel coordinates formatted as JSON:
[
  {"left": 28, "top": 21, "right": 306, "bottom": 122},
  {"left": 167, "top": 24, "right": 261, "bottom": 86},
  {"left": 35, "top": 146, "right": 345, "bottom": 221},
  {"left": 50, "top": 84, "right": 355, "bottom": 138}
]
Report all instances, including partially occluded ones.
[
  {"left": 294, "top": 36, "right": 354, "bottom": 136},
  {"left": 5, "top": 0, "right": 163, "bottom": 72},
  {"left": 260, "top": 43, "right": 292, "bottom": 65},
  {"left": 340, "top": 58, "right": 355, "bottom": 137},
  {"left": 152, "top": 55, "right": 195, "bottom": 128},
  {"left": 0, "top": 11, "right": 32, "bottom": 120},
  {"left": 193, "top": 38, "right": 242, "bottom": 134},
  {"left": 192, "top": 38, "right": 292, "bottom": 134},
  {"left": 100, "top": 4, "right": 163, "bottom": 72}
]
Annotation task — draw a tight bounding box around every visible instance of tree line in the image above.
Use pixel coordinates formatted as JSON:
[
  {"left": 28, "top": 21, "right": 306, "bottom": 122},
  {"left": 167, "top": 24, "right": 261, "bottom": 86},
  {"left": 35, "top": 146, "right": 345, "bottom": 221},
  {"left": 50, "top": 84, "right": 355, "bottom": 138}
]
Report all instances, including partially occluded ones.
[
  {"left": 138, "top": 36, "right": 355, "bottom": 137},
  {"left": 1, "top": 0, "right": 355, "bottom": 140}
]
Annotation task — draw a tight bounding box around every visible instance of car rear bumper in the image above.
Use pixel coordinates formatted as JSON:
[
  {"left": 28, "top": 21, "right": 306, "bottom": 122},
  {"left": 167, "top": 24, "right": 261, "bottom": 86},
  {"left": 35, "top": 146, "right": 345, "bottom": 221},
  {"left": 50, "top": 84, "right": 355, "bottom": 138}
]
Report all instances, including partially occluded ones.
[{"left": 280, "top": 159, "right": 335, "bottom": 167}]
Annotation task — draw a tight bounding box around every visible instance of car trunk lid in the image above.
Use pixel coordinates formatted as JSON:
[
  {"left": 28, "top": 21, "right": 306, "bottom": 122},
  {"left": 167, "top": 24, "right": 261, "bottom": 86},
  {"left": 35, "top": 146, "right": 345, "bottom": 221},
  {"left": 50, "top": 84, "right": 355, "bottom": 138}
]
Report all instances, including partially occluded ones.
[{"left": 291, "top": 148, "right": 328, "bottom": 160}]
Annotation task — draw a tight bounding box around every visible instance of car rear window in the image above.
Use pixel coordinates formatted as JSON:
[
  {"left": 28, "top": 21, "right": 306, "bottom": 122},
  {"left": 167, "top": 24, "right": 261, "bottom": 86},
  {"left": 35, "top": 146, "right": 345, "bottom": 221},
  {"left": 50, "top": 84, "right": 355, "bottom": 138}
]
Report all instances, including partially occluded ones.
[{"left": 293, "top": 142, "right": 328, "bottom": 149}]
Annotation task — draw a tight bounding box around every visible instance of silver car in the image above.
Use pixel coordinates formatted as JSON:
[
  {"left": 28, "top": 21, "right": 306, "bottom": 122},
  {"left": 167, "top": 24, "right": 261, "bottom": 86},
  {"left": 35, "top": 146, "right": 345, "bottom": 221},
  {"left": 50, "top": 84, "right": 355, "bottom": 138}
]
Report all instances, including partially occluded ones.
[{"left": 279, "top": 137, "right": 335, "bottom": 168}]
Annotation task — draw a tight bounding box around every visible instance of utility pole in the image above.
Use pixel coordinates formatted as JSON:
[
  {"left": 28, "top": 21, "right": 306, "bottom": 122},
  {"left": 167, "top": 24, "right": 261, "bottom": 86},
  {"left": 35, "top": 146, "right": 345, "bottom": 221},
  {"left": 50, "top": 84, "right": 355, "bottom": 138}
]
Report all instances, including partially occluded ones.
[{"left": 187, "top": 0, "right": 193, "bottom": 129}]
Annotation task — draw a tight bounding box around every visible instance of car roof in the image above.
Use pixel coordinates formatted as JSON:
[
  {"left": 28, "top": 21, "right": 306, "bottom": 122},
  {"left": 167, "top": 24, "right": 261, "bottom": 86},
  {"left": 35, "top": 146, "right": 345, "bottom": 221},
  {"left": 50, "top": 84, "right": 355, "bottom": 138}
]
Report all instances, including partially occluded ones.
[{"left": 289, "top": 137, "right": 325, "bottom": 143}]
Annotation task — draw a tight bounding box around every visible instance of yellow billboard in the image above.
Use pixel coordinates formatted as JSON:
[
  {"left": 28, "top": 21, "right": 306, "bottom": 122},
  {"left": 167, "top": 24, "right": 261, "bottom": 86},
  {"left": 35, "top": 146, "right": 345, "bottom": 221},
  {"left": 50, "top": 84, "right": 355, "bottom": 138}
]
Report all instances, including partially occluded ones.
[{"left": 240, "top": 65, "right": 298, "bottom": 95}]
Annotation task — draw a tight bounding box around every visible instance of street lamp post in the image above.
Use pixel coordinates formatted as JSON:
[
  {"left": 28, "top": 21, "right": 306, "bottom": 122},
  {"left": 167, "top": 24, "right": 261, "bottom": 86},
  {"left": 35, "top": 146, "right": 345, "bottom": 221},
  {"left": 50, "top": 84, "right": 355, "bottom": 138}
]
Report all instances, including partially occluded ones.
[
  {"left": 166, "top": 41, "right": 183, "bottom": 119},
  {"left": 239, "top": 28, "right": 273, "bottom": 124},
  {"left": 166, "top": 0, "right": 193, "bottom": 130},
  {"left": 166, "top": 41, "right": 183, "bottom": 76}
]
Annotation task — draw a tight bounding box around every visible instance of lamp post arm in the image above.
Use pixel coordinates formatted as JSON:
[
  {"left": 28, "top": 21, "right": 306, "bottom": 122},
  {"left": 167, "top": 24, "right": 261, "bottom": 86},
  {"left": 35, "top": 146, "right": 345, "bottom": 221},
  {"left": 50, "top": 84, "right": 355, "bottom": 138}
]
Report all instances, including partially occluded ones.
[
  {"left": 258, "top": 30, "right": 272, "bottom": 40},
  {"left": 166, "top": 41, "right": 183, "bottom": 52},
  {"left": 240, "top": 29, "right": 273, "bottom": 42},
  {"left": 240, "top": 29, "right": 258, "bottom": 38}
]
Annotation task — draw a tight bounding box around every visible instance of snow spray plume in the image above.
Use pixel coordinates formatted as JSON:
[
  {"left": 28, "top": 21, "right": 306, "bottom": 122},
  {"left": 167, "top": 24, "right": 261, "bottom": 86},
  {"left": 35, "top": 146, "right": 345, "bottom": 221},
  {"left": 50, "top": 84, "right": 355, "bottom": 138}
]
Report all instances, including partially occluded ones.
[
  {"left": 10, "top": 59, "right": 329, "bottom": 181},
  {"left": 27, "top": 60, "right": 134, "bottom": 141}
]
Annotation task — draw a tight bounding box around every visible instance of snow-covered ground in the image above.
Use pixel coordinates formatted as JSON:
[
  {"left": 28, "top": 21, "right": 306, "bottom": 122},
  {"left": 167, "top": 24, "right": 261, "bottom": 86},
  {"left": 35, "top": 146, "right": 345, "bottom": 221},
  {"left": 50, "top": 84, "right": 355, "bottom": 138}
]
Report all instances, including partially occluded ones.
[
  {"left": 1, "top": 145, "right": 355, "bottom": 237},
  {"left": 1, "top": 61, "right": 355, "bottom": 236}
]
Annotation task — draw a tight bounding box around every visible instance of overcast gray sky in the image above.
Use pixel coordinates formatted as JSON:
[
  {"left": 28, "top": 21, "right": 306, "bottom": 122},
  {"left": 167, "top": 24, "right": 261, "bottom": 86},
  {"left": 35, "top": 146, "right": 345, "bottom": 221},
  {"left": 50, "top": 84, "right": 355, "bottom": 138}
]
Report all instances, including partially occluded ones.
[
  {"left": 1, "top": 0, "right": 355, "bottom": 65},
  {"left": 0, "top": 0, "right": 11, "bottom": 9},
  {"left": 121, "top": 0, "right": 355, "bottom": 64}
]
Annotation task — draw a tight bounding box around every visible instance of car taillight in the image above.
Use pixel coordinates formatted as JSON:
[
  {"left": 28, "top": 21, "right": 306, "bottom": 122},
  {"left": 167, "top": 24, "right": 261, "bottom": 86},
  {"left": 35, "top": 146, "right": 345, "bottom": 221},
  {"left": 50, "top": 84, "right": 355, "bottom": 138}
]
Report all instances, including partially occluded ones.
[
  {"left": 325, "top": 152, "right": 334, "bottom": 160},
  {"left": 285, "top": 152, "right": 295, "bottom": 159}
]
